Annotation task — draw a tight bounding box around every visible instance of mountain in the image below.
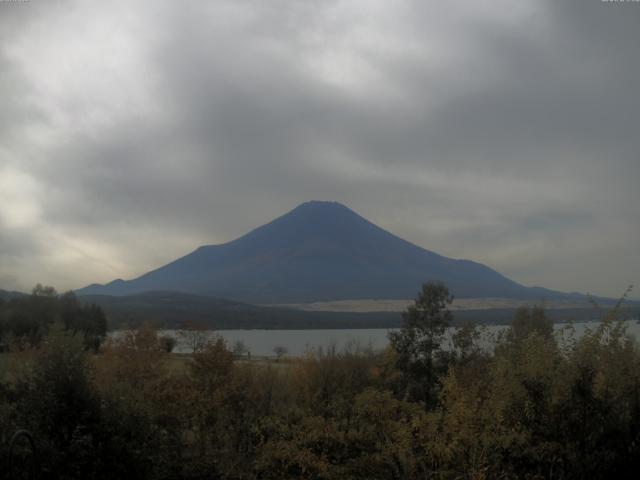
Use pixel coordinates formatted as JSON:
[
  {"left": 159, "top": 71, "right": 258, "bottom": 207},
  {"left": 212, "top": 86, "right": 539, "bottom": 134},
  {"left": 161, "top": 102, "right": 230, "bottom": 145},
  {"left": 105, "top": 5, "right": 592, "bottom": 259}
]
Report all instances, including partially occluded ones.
[{"left": 76, "top": 200, "right": 579, "bottom": 303}]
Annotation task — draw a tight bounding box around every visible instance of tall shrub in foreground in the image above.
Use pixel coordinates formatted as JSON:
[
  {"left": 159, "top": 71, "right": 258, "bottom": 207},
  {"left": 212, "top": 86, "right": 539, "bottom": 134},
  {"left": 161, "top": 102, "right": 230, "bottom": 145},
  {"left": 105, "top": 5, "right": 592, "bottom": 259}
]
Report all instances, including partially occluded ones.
[{"left": 388, "top": 281, "right": 453, "bottom": 405}]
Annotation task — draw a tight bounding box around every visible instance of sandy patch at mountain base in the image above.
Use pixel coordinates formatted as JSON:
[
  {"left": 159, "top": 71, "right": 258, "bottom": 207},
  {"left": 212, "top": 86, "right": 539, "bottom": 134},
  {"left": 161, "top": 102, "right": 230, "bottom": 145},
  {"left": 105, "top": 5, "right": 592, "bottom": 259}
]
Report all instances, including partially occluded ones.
[{"left": 268, "top": 298, "right": 593, "bottom": 313}]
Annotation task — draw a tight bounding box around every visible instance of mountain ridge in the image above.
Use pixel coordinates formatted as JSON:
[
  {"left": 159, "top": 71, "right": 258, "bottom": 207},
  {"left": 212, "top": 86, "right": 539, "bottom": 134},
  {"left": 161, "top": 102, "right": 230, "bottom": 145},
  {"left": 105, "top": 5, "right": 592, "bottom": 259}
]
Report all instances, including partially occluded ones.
[{"left": 76, "top": 201, "right": 582, "bottom": 303}]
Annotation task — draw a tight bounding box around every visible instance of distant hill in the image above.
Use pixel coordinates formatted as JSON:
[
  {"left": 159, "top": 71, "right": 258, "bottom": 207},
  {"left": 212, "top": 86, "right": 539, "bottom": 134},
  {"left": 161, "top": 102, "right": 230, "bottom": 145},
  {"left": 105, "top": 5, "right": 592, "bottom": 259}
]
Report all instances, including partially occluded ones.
[
  {"left": 77, "top": 200, "right": 584, "bottom": 303},
  {"left": 0, "top": 289, "right": 27, "bottom": 301},
  {"left": 77, "top": 290, "right": 627, "bottom": 330},
  {"left": 78, "top": 291, "right": 400, "bottom": 330}
]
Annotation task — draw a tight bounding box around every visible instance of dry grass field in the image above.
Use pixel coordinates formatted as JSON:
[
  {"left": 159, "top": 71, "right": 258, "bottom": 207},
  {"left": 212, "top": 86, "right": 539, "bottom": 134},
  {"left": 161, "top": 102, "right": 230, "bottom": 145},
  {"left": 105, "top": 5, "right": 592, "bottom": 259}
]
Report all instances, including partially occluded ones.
[{"left": 271, "top": 297, "right": 595, "bottom": 313}]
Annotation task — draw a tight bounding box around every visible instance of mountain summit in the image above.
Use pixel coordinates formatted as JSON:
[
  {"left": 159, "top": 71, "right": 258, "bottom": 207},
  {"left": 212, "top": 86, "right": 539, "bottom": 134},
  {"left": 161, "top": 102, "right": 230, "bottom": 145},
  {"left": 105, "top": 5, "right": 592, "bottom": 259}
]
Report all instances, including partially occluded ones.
[{"left": 76, "top": 201, "right": 564, "bottom": 303}]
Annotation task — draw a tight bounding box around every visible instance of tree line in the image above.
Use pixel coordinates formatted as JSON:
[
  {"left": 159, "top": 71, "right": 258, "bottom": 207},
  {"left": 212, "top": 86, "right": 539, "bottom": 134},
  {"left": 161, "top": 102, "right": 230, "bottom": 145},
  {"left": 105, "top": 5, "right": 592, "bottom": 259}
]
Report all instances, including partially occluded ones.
[
  {"left": 0, "top": 282, "right": 638, "bottom": 479},
  {"left": 0, "top": 284, "right": 107, "bottom": 352}
]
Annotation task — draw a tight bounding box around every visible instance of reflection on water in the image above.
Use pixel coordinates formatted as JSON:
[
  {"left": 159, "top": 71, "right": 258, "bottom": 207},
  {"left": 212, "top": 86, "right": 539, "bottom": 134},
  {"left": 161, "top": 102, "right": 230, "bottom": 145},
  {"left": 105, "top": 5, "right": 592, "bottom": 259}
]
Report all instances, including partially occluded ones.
[{"left": 109, "top": 319, "right": 640, "bottom": 357}]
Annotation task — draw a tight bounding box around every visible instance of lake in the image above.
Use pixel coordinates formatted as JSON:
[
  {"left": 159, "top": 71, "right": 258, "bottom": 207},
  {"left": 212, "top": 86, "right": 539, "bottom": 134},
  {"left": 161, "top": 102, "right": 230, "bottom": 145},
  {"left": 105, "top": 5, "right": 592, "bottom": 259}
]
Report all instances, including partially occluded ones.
[{"left": 110, "top": 319, "right": 640, "bottom": 357}]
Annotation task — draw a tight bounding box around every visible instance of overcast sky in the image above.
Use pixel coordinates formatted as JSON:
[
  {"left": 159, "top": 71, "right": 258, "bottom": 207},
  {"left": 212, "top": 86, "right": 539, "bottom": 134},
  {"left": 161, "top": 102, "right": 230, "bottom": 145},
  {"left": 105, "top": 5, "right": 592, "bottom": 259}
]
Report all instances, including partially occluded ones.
[{"left": 1, "top": 0, "right": 638, "bottom": 299}]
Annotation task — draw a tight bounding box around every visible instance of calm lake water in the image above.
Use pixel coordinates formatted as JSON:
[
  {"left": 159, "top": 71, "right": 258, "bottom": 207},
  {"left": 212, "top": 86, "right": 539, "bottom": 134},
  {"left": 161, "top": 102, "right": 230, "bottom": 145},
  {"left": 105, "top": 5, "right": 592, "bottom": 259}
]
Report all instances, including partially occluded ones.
[{"left": 110, "top": 320, "right": 640, "bottom": 357}]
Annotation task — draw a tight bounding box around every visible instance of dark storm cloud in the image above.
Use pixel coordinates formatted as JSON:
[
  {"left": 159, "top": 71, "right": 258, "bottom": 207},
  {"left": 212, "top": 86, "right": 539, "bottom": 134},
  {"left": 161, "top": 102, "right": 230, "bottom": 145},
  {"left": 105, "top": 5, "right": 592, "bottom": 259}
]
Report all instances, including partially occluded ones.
[{"left": 0, "top": 0, "right": 638, "bottom": 297}]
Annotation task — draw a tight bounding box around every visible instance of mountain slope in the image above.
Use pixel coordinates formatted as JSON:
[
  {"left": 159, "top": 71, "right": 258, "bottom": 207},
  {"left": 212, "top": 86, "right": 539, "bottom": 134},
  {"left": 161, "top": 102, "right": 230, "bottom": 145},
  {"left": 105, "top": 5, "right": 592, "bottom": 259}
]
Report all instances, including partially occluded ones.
[
  {"left": 76, "top": 201, "right": 574, "bottom": 303},
  {"left": 0, "top": 289, "right": 28, "bottom": 301}
]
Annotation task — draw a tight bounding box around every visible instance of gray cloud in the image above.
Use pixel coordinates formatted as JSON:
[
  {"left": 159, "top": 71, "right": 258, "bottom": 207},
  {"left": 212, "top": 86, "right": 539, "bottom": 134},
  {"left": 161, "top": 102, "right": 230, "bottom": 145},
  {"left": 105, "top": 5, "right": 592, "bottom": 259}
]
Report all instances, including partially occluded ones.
[{"left": 0, "top": 0, "right": 638, "bottom": 298}]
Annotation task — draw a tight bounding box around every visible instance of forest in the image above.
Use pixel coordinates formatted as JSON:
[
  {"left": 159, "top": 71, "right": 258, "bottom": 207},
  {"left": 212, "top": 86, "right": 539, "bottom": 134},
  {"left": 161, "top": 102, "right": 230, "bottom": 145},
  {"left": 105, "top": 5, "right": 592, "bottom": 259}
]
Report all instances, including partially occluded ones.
[{"left": 0, "top": 283, "right": 639, "bottom": 479}]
